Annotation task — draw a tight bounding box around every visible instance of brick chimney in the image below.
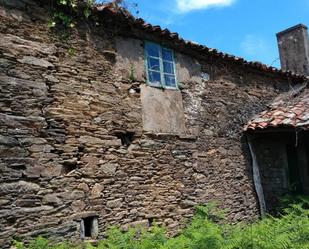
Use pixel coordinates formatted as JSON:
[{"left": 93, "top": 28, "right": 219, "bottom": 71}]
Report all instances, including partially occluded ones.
[{"left": 277, "top": 24, "right": 309, "bottom": 75}]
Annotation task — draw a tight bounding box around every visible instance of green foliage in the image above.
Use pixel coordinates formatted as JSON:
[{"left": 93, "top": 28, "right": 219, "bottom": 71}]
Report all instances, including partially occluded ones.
[
  {"left": 129, "top": 64, "right": 136, "bottom": 82},
  {"left": 278, "top": 194, "right": 309, "bottom": 211},
  {"left": 12, "top": 201, "right": 309, "bottom": 249},
  {"left": 48, "top": 0, "right": 138, "bottom": 42},
  {"left": 226, "top": 202, "right": 309, "bottom": 249},
  {"left": 68, "top": 47, "right": 77, "bottom": 56},
  {"left": 52, "top": 10, "right": 75, "bottom": 28},
  {"left": 84, "top": 224, "right": 167, "bottom": 249},
  {"left": 13, "top": 236, "right": 83, "bottom": 249},
  {"left": 48, "top": 0, "right": 96, "bottom": 40}
]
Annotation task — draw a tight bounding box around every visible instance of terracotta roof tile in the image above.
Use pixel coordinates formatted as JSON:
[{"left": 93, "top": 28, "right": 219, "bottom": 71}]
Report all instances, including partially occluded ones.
[{"left": 245, "top": 91, "right": 309, "bottom": 131}]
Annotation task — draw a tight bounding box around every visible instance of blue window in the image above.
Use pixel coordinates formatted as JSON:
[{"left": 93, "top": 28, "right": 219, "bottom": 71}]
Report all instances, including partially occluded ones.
[{"left": 145, "top": 42, "right": 178, "bottom": 89}]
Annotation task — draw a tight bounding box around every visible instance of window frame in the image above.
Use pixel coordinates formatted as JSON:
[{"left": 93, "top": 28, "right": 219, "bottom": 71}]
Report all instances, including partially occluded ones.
[{"left": 144, "top": 41, "right": 178, "bottom": 90}]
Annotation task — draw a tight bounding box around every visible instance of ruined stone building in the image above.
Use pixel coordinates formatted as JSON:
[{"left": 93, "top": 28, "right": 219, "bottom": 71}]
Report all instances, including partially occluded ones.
[{"left": 1, "top": 0, "right": 309, "bottom": 246}]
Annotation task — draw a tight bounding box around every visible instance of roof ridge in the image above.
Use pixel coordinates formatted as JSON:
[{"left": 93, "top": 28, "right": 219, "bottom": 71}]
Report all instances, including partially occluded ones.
[{"left": 95, "top": 5, "right": 308, "bottom": 81}]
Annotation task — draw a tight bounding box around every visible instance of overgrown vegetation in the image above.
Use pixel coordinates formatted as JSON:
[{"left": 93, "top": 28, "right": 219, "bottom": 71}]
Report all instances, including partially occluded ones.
[
  {"left": 13, "top": 199, "right": 309, "bottom": 249},
  {"left": 47, "top": 0, "right": 138, "bottom": 45},
  {"left": 48, "top": 0, "right": 95, "bottom": 29},
  {"left": 48, "top": 0, "right": 137, "bottom": 31}
]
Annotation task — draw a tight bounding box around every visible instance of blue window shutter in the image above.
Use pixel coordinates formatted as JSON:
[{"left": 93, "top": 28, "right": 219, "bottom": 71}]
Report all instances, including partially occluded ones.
[{"left": 145, "top": 41, "right": 178, "bottom": 89}]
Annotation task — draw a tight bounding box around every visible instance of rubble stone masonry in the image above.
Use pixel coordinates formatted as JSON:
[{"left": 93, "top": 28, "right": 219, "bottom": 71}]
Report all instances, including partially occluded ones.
[{"left": 0, "top": 0, "right": 305, "bottom": 247}]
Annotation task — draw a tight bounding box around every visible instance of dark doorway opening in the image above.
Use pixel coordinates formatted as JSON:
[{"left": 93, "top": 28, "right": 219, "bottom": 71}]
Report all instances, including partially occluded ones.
[
  {"left": 148, "top": 217, "right": 154, "bottom": 227},
  {"left": 84, "top": 217, "right": 93, "bottom": 237},
  {"left": 286, "top": 144, "right": 303, "bottom": 194},
  {"left": 81, "top": 216, "right": 98, "bottom": 240},
  {"left": 248, "top": 130, "right": 309, "bottom": 212}
]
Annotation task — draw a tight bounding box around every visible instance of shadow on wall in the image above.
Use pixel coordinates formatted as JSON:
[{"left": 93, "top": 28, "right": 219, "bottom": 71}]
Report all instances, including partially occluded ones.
[{"left": 246, "top": 130, "right": 309, "bottom": 213}]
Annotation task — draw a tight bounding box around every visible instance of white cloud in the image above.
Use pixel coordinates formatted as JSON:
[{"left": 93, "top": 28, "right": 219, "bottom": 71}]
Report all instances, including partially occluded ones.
[
  {"left": 176, "top": 0, "right": 236, "bottom": 13},
  {"left": 240, "top": 34, "right": 279, "bottom": 66},
  {"left": 241, "top": 34, "right": 268, "bottom": 57}
]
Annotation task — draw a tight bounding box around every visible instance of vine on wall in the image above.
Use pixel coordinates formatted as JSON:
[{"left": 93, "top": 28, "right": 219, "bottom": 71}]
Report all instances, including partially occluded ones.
[
  {"left": 48, "top": 0, "right": 95, "bottom": 35},
  {"left": 47, "top": 0, "right": 138, "bottom": 53},
  {"left": 48, "top": 0, "right": 137, "bottom": 31}
]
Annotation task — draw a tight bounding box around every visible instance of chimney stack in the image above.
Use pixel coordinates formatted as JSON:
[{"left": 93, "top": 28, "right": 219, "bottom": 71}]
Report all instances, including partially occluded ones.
[{"left": 277, "top": 24, "right": 309, "bottom": 75}]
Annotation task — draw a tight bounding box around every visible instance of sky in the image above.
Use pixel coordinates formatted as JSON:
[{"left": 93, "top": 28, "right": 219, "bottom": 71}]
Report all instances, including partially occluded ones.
[{"left": 106, "top": 0, "right": 309, "bottom": 68}]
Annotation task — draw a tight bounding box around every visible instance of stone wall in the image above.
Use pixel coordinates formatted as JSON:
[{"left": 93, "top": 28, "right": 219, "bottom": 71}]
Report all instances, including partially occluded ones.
[{"left": 0, "top": 0, "right": 304, "bottom": 247}]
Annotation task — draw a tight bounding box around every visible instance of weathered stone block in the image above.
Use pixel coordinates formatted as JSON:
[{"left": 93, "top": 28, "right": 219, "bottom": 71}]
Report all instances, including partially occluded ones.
[
  {"left": 2, "top": 0, "right": 26, "bottom": 10},
  {"left": 77, "top": 183, "right": 90, "bottom": 192},
  {"left": 0, "top": 135, "right": 19, "bottom": 146},
  {"left": 0, "top": 34, "right": 56, "bottom": 56},
  {"left": 42, "top": 194, "right": 62, "bottom": 206},
  {"left": 71, "top": 200, "right": 86, "bottom": 212},
  {"left": 78, "top": 136, "right": 121, "bottom": 147},
  {"left": 106, "top": 198, "right": 123, "bottom": 208},
  {"left": 41, "top": 163, "right": 62, "bottom": 177},
  {"left": 100, "top": 163, "right": 118, "bottom": 175},
  {"left": 17, "top": 56, "right": 54, "bottom": 68},
  {"left": 91, "top": 183, "right": 104, "bottom": 198},
  {"left": 0, "top": 181, "right": 40, "bottom": 194},
  {"left": 70, "top": 191, "right": 85, "bottom": 200}
]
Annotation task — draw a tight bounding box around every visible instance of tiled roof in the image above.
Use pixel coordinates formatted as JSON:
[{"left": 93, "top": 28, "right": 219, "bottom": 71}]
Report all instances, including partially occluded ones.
[
  {"left": 244, "top": 88, "right": 309, "bottom": 131},
  {"left": 95, "top": 4, "right": 308, "bottom": 81}
]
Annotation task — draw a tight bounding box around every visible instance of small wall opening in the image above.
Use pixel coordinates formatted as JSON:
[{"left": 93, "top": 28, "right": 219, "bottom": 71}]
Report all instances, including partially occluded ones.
[
  {"left": 115, "top": 132, "right": 135, "bottom": 146},
  {"left": 148, "top": 217, "right": 154, "bottom": 227},
  {"left": 10, "top": 164, "right": 26, "bottom": 171},
  {"left": 80, "top": 216, "right": 98, "bottom": 240},
  {"left": 62, "top": 160, "right": 77, "bottom": 175},
  {"left": 7, "top": 217, "right": 16, "bottom": 226},
  {"left": 78, "top": 145, "right": 85, "bottom": 153}
]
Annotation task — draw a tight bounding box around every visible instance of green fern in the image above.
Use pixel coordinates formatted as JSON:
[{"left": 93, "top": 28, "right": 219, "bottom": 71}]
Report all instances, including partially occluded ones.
[{"left": 12, "top": 199, "right": 309, "bottom": 249}]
